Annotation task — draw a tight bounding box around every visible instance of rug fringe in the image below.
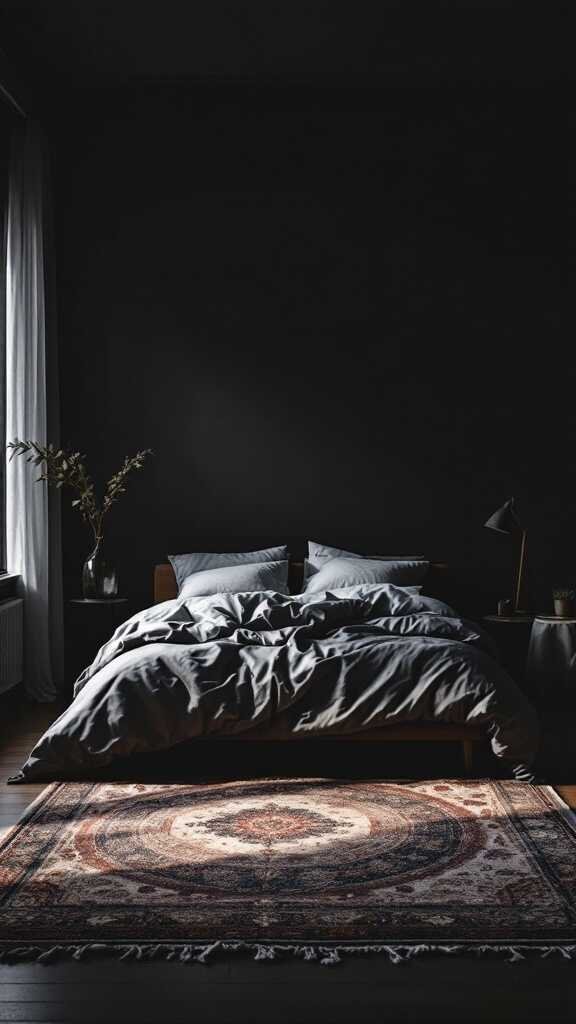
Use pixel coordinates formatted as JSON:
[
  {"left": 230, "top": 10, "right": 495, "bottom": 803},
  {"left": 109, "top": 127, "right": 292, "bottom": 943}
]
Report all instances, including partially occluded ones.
[{"left": 0, "top": 941, "right": 575, "bottom": 966}]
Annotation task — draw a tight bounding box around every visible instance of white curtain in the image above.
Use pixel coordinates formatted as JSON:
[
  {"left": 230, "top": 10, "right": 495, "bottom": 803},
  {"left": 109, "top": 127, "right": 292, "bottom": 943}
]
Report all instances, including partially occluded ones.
[{"left": 5, "top": 122, "right": 63, "bottom": 700}]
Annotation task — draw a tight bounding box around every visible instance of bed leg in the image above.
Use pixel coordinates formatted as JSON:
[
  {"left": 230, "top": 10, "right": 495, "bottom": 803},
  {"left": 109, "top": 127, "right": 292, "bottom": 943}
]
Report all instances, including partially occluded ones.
[{"left": 461, "top": 739, "right": 474, "bottom": 776}]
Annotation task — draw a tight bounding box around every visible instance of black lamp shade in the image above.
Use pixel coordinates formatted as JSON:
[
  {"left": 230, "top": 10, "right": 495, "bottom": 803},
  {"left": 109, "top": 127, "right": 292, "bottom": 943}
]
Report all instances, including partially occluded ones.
[{"left": 484, "top": 498, "right": 523, "bottom": 535}]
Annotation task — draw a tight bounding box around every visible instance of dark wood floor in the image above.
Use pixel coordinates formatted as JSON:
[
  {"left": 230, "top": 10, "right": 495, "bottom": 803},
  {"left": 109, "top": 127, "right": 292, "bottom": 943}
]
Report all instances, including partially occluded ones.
[{"left": 0, "top": 693, "right": 574, "bottom": 1024}]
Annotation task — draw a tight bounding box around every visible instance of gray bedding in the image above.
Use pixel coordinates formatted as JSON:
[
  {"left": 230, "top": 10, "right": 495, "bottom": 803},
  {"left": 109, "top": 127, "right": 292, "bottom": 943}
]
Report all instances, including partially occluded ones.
[{"left": 10, "top": 584, "right": 539, "bottom": 782}]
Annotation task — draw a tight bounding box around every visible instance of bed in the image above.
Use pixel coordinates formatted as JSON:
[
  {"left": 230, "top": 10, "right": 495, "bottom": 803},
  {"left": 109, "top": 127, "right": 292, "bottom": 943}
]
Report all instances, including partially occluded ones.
[
  {"left": 154, "top": 560, "right": 487, "bottom": 772},
  {"left": 8, "top": 549, "right": 539, "bottom": 784}
]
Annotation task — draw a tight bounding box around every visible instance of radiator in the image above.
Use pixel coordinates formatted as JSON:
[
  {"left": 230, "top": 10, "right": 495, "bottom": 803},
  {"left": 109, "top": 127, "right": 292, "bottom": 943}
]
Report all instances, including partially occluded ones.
[{"left": 0, "top": 598, "right": 24, "bottom": 694}]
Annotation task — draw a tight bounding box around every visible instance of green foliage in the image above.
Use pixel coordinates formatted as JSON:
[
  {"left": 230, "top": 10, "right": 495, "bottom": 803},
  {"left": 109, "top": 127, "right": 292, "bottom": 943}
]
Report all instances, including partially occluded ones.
[{"left": 7, "top": 439, "right": 152, "bottom": 543}]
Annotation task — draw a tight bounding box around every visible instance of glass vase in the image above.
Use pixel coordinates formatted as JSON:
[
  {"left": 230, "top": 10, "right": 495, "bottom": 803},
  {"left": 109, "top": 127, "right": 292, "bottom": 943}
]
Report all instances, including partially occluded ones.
[{"left": 82, "top": 537, "right": 119, "bottom": 599}]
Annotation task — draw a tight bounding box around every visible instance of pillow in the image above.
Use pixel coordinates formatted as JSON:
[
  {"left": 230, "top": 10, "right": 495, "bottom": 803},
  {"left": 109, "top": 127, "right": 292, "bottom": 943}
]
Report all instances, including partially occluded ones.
[
  {"left": 303, "top": 557, "right": 429, "bottom": 594},
  {"left": 179, "top": 560, "right": 289, "bottom": 600},
  {"left": 169, "top": 545, "right": 288, "bottom": 591},
  {"left": 306, "top": 541, "right": 425, "bottom": 576}
]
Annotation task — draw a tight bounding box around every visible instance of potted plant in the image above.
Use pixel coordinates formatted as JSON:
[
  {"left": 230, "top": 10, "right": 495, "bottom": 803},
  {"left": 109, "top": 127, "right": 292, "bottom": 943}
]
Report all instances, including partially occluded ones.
[
  {"left": 7, "top": 439, "right": 152, "bottom": 598},
  {"left": 551, "top": 587, "right": 575, "bottom": 618}
]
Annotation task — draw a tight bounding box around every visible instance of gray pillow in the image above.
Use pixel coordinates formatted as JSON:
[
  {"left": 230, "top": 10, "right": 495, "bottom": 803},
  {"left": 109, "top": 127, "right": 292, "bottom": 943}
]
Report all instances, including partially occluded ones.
[
  {"left": 303, "top": 557, "right": 429, "bottom": 594},
  {"left": 306, "top": 541, "right": 425, "bottom": 577},
  {"left": 179, "top": 560, "right": 289, "bottom": 600},
  {"left": 169, "top": 545, "right": 288, "bottom": 591}
]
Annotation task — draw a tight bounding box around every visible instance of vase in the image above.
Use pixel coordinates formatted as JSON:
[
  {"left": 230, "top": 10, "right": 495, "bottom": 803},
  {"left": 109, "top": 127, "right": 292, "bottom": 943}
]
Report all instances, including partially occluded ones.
[
  {"left": 553, "top": 597, "right": 574, "bottom": 618},
  {"left": 82, "top": 538, "right": 119, "bottom": 599}
]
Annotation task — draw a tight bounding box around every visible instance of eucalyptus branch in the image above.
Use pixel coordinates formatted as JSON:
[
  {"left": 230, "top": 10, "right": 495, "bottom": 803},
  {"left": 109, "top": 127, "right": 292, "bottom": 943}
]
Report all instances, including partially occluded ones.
[
  {"left": 7, "top": 439, "right": 153, "bottom": 544},
  {"left": 102, "top": 449, "right": 153, "bottom": 515}
]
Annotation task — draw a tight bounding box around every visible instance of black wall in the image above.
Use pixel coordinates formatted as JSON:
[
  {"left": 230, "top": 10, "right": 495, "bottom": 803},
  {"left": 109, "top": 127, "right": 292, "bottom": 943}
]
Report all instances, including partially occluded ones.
[{"left": 50, "top": 85, "right": 576, "bottom": 611}]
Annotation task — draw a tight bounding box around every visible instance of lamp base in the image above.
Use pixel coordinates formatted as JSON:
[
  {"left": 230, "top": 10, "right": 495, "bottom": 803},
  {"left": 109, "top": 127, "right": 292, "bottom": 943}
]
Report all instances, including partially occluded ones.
[{"left": 497, "top": 598, "right": 531, "bottom": 618}]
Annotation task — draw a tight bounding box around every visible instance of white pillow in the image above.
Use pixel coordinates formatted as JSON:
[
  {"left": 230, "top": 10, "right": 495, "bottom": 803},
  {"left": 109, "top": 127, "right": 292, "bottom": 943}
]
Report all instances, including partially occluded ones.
[
  {"left": 179, "top": 560, "right": 289, "bottom": 599},
  {"left": 303, "top": 557, "right": 429, "bottom": 594},
  {"left": 169, "top": 545, "right": 288, "bottom": 591},
  {"left": 306, "top": 541, "right": 425, "bottom": 577}
]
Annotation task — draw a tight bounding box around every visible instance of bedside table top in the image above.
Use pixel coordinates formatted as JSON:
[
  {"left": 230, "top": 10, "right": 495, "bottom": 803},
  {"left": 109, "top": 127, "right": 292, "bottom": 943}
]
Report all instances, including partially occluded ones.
[
  {"left": 70, "top": 598, "right": 128, "bottom": 605},
  {"left": 483, "top": 615, "right": 534, "bottom": 624},
  {"left": 534, "top": 615, "right": 576, "bottom": 623}
]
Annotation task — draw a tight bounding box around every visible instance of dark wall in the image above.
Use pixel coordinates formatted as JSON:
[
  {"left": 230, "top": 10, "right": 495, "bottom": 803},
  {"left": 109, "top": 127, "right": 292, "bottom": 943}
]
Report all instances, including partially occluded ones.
[{"left": 51, "top": 85, "right": 576, "bottom": 611}]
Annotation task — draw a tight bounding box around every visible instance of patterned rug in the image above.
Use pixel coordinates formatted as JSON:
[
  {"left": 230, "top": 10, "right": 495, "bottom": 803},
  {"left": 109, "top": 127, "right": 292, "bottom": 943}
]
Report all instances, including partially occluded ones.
[{"left": 1, "top": 778, "right": 575, "bottom": 963}]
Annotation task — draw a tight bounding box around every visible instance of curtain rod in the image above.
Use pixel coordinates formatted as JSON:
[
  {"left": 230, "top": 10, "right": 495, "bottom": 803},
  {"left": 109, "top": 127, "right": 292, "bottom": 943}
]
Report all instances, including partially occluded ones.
[{"left": 0, "top": 78, "right": 28, "bottom": 119}]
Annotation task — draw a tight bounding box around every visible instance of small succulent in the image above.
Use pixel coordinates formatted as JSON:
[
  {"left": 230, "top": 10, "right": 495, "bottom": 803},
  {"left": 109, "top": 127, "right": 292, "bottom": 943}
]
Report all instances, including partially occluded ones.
[
  {"left": 7, "top": 439, "right": 153, "bottom": 546},
  {"left": 552, "top": 587, "right": 575, "bottom": 600}
]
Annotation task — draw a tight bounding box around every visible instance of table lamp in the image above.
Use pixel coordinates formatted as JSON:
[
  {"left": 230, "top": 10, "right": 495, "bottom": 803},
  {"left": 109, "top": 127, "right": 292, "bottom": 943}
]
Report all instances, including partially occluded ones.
[{"left": 484, "top": 497, "right": 528, "bottom": 614}]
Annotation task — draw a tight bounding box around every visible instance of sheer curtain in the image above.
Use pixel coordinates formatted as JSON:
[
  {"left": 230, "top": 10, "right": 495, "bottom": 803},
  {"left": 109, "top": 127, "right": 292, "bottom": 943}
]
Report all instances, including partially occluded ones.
[{"left": 5, "top": 121, "right": 63, "bottom": 700}]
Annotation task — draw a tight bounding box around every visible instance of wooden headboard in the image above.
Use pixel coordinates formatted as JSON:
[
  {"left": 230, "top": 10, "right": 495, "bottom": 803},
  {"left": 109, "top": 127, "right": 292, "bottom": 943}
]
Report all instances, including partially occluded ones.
[
  {"left": 153, "top": 560, "right": 450, "bottom": 605},
  {"left": 154, "top": 563, "right": 179, "bottom": 604}
]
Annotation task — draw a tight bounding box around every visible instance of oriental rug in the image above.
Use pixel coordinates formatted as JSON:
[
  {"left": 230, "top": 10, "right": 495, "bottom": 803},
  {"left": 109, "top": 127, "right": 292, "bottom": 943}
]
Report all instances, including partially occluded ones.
[{"left": 1, "top": 778, "right": 575, "bottom": 963}]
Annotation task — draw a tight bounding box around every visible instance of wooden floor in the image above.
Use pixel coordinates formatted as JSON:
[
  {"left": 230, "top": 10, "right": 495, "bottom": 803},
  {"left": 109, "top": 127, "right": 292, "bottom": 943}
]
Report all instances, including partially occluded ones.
[{"left": 0, "top": 694, "right": 574, "bottom": 1024}]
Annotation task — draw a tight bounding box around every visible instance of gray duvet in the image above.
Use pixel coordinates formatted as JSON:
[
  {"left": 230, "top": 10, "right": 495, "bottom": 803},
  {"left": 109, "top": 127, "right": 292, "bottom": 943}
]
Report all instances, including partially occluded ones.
[{"left": 11, "top": 584, "right": 539, "bottom": 782}]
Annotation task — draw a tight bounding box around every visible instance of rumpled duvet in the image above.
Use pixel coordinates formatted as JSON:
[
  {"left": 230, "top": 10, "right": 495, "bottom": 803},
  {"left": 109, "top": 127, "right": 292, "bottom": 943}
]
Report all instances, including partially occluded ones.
[{"left": 11, "top": 584, "right": 539, "bottom": 782}]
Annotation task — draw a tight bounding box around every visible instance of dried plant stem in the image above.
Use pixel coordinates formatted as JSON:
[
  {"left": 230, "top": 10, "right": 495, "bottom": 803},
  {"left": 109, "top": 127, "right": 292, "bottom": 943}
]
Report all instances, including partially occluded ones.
[{"left": 7, "top": 440, "right": 152, "bottom": 546}]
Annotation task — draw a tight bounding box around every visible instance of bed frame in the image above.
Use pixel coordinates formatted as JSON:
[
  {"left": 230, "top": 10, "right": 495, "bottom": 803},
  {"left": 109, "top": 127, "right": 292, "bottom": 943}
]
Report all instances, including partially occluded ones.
[{"left": 152, "top": 560, "right": 485, "bottom": 773}]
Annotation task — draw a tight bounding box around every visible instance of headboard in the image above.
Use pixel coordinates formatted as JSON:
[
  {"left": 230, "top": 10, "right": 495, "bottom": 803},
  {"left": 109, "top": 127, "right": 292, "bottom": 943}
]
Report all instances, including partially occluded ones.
[
  {"left": 153, "top": 560, "right": 451, "bottom": 605},
  {"left": 154, "top": 563, "right": 180, "bottom": 604}
]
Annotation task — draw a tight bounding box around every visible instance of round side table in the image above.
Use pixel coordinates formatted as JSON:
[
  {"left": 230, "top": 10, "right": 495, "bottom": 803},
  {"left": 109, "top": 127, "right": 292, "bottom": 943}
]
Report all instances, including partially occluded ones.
[
  {"left": 526, "top": 616, "right": 576, "bottom": 706},
  {"left": 483, "top": 615, "right": 534, "bottom": 625},
  {"left": 69, "top": 598, "right": 129, "bottom": 608},
  {"left": 66, "top": 599, "right": 129, "bottom": 693}
]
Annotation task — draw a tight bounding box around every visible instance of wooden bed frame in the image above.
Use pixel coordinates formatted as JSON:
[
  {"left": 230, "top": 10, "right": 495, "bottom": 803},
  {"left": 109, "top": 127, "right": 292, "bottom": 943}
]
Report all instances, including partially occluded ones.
[{"left": 152, "top": 560, "right": 485, "bottom": 773}]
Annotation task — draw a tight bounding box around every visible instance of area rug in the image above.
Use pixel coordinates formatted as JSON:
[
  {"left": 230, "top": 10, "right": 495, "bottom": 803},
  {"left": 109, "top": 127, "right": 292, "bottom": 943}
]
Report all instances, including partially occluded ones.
[{"left": 1, "top": 778, "right": 575, "bottom": 963}]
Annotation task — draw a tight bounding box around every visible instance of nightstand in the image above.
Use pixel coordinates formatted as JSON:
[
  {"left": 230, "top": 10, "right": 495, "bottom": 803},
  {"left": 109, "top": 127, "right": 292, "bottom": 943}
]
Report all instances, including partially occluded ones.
[
  {"left": 482, "top": 615, "right": 534, "bottom": 690},
  {"left": 66, "top": 598, "right": 129, "bottom": 692}
]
